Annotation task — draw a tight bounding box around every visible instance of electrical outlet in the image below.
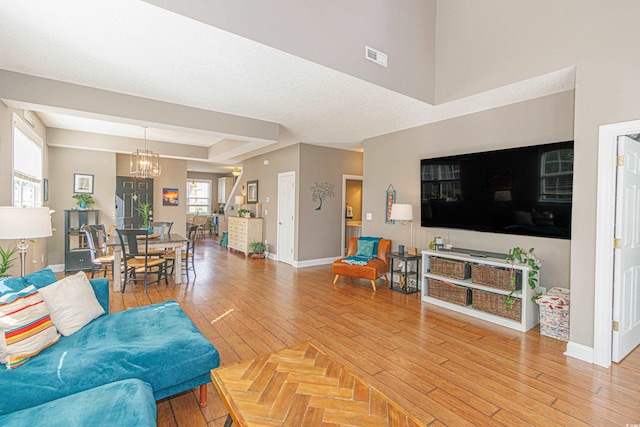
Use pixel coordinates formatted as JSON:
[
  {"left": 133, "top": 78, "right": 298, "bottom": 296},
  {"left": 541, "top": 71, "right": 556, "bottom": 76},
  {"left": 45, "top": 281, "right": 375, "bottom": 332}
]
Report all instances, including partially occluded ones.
[{"left": 264, "top": 209, "right": 268, "bottom": 216}]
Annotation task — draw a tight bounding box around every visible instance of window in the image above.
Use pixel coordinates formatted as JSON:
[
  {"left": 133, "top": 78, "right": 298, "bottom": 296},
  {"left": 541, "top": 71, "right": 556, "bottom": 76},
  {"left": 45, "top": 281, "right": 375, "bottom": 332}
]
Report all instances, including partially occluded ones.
[
  {"left": 13, "top": 114, "right": 43, "bottom": 207},
  {"left": 186, "top": 180, "right": 211, "bottom": 214},
  {"left": 540, "top": 149, "right": 573, "bottom": 202}
]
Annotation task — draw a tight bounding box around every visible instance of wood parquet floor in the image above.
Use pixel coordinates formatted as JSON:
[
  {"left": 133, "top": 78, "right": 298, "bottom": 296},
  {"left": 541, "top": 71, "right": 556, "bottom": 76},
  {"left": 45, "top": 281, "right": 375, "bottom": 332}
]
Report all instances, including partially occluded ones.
[{"left": 107, "top": 235, "right": 640, "bottom": 427}]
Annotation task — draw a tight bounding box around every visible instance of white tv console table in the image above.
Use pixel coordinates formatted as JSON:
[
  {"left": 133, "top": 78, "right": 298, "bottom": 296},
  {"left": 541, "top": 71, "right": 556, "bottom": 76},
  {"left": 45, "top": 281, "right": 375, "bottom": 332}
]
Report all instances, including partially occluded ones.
[{"left": 422, "top": 249, "right": 539, "bottom": 332}]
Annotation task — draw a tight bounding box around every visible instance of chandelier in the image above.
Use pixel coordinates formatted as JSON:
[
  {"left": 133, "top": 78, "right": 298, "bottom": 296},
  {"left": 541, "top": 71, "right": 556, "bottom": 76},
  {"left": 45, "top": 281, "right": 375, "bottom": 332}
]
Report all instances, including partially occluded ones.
[
  {"left": 232, "top": 167, "right": 242, "bottom": 177},
  {"left": 130, "top": 127, "right": 161, "bottom": 179}
]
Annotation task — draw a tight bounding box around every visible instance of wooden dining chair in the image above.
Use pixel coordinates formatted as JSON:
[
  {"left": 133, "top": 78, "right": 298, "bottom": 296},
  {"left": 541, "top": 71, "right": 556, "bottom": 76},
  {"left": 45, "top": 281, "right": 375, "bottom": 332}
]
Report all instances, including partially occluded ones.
[
  {"left": 165, "top": 224, "right": 198, "bottom": 282},
  {"left": 116, "top": 228, "right": 168, "bottom": 293},
  {"left": 83, "top": 225, "right": 115, "bottom": 278}
]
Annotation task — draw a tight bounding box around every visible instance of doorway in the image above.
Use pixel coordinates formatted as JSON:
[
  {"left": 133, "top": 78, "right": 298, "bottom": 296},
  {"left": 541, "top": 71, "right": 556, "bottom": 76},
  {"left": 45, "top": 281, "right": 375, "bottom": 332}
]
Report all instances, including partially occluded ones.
[
  {"left": 341, "top": 175, "right": 363, "bottom": 255},
  {"left": 594, "top": 119, "right": 640, "bottom": 367}
]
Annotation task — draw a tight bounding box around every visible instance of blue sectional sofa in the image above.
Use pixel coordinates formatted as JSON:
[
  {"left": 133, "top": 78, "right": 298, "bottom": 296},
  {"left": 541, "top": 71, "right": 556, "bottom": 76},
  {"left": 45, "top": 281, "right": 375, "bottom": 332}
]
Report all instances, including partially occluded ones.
[{"left": 0, "top": 269, "right": 220, "bottom": 424}]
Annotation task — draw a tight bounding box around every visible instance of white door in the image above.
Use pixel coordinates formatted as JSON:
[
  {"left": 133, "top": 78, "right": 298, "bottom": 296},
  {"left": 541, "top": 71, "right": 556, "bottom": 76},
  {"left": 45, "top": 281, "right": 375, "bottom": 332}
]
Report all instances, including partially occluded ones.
[
  {"left": 613, "top": 135, "right": 640, "bottom": 362},
  {"left": 277, "top": 171, "right": 295, "bottom": 265}
]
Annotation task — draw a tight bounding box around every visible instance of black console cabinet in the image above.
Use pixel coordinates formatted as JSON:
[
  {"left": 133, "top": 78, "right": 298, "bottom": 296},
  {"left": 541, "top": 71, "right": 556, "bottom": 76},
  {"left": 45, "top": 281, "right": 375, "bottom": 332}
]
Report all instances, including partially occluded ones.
[{"left": 64, "top": 209, "right": 99, "bottom": 273}]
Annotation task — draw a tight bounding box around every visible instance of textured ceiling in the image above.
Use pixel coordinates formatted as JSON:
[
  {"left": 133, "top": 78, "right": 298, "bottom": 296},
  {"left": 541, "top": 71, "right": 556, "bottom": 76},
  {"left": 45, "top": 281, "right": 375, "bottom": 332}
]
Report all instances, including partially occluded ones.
[{"left": 0, "top": 1, "right": 575, "bottom": 172}]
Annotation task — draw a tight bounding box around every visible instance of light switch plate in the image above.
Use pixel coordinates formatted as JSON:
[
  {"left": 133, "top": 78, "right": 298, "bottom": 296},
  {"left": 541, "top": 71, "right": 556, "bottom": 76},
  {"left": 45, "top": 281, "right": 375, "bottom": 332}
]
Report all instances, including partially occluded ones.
[{"left": 366, "top": 213, "right": 372, "bottom": 220}]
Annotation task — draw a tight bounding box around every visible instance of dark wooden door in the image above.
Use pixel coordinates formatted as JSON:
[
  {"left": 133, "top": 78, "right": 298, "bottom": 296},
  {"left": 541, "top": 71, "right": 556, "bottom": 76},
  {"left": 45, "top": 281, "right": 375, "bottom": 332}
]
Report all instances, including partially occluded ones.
[{"left": 116, "top": 176, "right": 154, "bottom": 229}]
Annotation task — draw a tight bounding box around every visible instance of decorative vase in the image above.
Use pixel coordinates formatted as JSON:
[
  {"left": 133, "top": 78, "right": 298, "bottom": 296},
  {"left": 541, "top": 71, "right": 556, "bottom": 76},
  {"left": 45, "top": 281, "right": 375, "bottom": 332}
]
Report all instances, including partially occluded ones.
[{"left": 78, "top": 200, "right": 88, "bottom": 209}]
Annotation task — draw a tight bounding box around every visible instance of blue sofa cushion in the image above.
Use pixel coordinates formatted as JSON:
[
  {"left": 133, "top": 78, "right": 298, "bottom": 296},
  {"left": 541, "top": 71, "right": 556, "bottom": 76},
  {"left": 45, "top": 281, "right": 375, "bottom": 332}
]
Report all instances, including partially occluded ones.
[
  {"left": 0, "top": 269, "right": 58, "bottom": 296},
  {"left": 0, "top": 379, "right": 156, "bottom": 427},
  {"left": 0, "top": 300, "right": 220, "bottom": 414}
]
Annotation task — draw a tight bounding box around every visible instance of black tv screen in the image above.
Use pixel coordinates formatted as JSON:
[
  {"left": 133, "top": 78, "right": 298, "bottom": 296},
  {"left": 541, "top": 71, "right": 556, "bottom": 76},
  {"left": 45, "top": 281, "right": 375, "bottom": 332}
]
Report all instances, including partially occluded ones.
[{"left": 421, "top": 141, "right": 573, "bottom": 239}]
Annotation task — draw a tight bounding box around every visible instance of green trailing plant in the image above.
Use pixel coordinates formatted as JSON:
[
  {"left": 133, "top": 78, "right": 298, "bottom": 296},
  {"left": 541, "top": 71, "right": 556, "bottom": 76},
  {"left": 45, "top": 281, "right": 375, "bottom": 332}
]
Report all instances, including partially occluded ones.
[
  {"left": 249, "top": 241, "right": 265, "bottom": 255},
  {"left": 0, "top": 246, "right": 20, "bottom": 277},
  {"left": 503, "top": 247, "right": 541, "bottom": 311},
  {"left": 72, "top": 193, "right": 95, "bottom": 207},
  {"left": 237, "top": 208, "right": 254, "bottom": 218},
  {"left": 135, "top": 202, "right": 152, "bottom": 228}
]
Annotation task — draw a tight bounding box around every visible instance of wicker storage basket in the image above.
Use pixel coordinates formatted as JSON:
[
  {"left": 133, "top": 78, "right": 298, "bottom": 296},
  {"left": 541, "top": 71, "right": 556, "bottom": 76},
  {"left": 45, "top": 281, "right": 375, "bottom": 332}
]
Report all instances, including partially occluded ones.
[
  {"left": 427, "top": 279, "right": 471, "bottom": 306},
  {"left": 471, "top": 264, "right": 519, "bottom": 290},
  {"left": 430, "top": 257, "right": 471, "bottom": 280},
  {"left": 471, "top": 289, "right": 521, "bottom": 321}
]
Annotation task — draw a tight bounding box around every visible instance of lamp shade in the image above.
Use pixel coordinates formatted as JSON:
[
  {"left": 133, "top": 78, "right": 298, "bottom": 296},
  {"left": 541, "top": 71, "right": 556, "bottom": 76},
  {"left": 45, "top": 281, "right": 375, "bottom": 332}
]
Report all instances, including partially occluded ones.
[
  {"left": 235, "top": 195, "right": 245, "bottom": 205},
  {"left": 0, "top": 207, "right": 53, "bottom": 239},
  {"left": 390, "top": 204, "right": 413, "bottom": 222}
]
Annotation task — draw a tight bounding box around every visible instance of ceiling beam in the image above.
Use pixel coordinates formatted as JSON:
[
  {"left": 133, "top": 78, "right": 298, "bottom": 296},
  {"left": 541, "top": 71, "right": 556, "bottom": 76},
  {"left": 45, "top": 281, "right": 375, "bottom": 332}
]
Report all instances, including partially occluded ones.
[{"left": 0, "top": 69, "right": 280, "bottom": 144}]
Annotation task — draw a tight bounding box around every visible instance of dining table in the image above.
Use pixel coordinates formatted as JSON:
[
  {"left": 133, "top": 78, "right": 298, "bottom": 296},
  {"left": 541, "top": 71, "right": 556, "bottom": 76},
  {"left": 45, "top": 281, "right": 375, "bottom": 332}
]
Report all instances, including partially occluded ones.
[{"left": 107, "top": 233, "right": 188, "bottom": 292}]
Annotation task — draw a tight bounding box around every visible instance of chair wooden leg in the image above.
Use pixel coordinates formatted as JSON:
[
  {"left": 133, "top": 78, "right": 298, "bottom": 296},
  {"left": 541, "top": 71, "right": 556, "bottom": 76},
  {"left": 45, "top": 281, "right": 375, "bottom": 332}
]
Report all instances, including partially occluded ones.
[
  {"left": 370, "top": 280, "right": 377, "bottom": 291},
  {"left": 333, "top": 274, "right": 340, "bottom": 285},
  {"left": 199, "top": 384, "right": 207, "bottom": 407}
]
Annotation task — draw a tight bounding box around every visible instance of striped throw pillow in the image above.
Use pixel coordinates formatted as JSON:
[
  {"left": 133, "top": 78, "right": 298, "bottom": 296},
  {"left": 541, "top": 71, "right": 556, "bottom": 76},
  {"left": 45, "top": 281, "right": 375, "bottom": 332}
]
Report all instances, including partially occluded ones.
[{"left": 0, "top": 285, "right": 60, "bottom": 369}]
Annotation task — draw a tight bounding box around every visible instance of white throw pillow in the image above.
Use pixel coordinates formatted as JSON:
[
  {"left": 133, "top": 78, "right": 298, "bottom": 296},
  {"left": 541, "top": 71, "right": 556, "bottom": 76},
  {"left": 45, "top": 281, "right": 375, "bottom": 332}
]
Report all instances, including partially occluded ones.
[{"left": 39, "top": 272, "right": 105, "bottom": 336}]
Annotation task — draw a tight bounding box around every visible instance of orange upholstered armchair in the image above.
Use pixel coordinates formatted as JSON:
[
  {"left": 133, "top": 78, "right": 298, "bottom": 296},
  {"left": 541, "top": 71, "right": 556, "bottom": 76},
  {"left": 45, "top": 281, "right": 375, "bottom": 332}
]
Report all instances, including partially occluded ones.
[{"left": 332, "top": 237, "right": 391, "bottom": 291}]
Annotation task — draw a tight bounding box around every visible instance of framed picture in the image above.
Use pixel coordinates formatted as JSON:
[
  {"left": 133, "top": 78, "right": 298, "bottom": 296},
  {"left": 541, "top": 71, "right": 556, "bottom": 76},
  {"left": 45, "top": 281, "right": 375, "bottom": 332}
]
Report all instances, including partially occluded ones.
[
  {"left": 73, "top": 173, "right": 94, "bottom": 194},
  {"left": 163, "top": 188, "right": 179, "bottom": 206},
  {"left": 385, "top": 185, "right": 396, "bottom": 224},
  {"left": 247, "top": 180, "right": 258, "bottom": 204}
]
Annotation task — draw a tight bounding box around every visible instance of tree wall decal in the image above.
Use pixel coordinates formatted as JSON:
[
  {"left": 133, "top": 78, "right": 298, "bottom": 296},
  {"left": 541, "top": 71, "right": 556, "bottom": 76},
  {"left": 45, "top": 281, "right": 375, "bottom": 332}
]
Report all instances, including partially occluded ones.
[{"left": 311, "top": 182, "right": 335, "bottom": 210}]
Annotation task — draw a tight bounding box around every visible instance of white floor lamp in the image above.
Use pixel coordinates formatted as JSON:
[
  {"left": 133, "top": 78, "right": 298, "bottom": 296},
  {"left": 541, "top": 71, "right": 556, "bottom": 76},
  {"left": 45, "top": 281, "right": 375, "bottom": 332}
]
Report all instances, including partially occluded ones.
[{"left": 0, "top": 207, "right": 53, "bottom": 277}]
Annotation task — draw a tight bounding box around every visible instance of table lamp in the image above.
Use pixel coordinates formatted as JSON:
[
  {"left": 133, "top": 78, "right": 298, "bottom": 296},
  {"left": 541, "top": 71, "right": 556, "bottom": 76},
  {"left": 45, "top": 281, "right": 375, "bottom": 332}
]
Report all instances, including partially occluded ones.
[
  {"left": 0, "top": 207, "right": 53, "bottom": 277},
  {"left": 390, "top": 203, "right": 416, "bottom": 254}
]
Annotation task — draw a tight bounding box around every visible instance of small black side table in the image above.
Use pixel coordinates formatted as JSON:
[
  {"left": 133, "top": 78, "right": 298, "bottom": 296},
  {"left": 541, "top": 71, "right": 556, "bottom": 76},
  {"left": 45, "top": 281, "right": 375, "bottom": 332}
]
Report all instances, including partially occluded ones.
[{"left": 388, "top": 252, "right": 422, "bottom": 294}]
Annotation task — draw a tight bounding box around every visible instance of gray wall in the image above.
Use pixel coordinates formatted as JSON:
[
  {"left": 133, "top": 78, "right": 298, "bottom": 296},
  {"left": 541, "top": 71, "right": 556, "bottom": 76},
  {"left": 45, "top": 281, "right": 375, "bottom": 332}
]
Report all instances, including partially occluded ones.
[
  {"left": 146, "top": 0, "right": 436, "bottom": 103},
  {"left": 432, "top": 0, "right": 640, "bottom": 349},
  {"left": 229, "top": 143, "right": 363, "bottom": 262},
  {"left": 48, "top": 146, "right": 117, "bottom": 265},
  {"left": 364, "top": 91, "right": 574, "bottom": 291},
  {"left": 298, "top": 145, "right": 363, "bottom": 261},
  {"left": 232, "top": 144, "right": 300, "bottom": 257}
]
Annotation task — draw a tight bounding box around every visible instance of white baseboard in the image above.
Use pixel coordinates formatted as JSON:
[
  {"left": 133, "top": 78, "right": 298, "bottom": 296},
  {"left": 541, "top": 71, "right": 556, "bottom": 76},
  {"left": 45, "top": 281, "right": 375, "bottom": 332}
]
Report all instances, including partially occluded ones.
[
  {"left": 47, "top": 264, "right": 65, "bottom": 273},
  {"left": 564, "top": 341, "right": 594, "bottom": 364},
  {"left": 293, "top": 256, "right": 341, "bottom": 268}
]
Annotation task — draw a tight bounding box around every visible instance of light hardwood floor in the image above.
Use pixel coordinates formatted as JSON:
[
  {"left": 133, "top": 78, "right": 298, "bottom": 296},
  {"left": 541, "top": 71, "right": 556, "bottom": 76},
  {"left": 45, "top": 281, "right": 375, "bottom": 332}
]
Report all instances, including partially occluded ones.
[{"left": 108, "top": 236, "right": 640, "bottom": 426}]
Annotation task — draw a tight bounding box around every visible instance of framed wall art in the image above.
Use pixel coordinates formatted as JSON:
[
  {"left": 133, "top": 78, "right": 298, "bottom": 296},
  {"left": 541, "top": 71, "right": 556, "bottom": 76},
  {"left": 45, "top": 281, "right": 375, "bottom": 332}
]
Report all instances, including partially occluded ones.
[
  {"left": 163, "top": 188, "right": 179, "bottom": 206},
  {"left": 73, "top": 173, "right": 94, "bottom": 194},
  {"left": 247, "top": 180, "right": 258, "bottom": 204},
  {"left": 385, "top": 184, "right": 396, "bottom": 224}
]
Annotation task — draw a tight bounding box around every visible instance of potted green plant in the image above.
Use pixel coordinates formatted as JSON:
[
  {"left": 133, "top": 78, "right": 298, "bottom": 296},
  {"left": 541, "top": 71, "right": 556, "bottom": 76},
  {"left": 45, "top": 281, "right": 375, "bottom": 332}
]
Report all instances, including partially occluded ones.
[
  {"left": 237, "top": 208, "right": 254, "bottom": 218},
  {"left": 135, "top": 202, "right": 152, "bottom": 232},
  {"left": 249, "top": 241, "right": 266, "bottom": 259},
  {"left": 72, "top": 193, "right": 95, "bottom": 209},
  {"left": 504, "top": 247, "right": 541, "bottom": 310},
  {"left": 0, "top": 246, "right": 20, "bottom": 279}
]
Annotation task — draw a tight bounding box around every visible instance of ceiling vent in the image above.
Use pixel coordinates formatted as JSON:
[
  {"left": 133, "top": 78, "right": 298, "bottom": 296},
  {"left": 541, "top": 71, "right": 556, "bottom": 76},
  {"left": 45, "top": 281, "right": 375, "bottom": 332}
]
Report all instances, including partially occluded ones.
[{"left": 365, "top": 46, "right": 388, "bottom": 68}]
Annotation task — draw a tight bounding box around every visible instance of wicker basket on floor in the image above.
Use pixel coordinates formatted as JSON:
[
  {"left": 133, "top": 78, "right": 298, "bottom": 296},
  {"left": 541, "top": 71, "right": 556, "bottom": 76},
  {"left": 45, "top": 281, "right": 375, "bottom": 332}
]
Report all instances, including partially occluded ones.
[
  {"left": 427, "top": 279, "right": 471, "bottom": 306},
  {"left": 430, "top": 257, "right": 471, "bottom": 280},
  {"left": 471, "top": 264, "right": 518, "bottom": 290},
  {"left": 471, "top": 288, "right": 521, "bottom": 321}
]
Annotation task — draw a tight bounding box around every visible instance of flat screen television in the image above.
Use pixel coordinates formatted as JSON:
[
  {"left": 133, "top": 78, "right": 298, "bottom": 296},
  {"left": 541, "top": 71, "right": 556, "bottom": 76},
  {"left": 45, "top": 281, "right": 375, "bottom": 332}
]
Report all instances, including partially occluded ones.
[{"left": 421, "top": 141, "right": 573, "bottom": 239}]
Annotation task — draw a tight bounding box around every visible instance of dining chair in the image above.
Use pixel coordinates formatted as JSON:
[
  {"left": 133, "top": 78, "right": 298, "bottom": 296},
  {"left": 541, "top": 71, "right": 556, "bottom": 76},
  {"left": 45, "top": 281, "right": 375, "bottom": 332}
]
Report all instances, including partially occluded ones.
[
  {"left": 151, "top": 221, "right": 173, "bottom": 236},
  {"left": 82, "top": 228, "right": 114, "bottom": 278},
  {"left": 165, "top": 224, "right": 198, "bottom": 282},
  {"left": 116, "top": 228, "right": 168, "bottom": 293},
  {"left": 191, "top": 215, "right": 208, "bottom": 237}
]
